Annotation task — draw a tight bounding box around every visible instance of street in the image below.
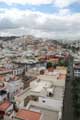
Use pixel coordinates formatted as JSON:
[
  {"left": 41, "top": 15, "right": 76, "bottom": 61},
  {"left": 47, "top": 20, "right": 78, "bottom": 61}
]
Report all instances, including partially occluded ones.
[{"left": 62, "top": 56, "right": 74, "bottom": 120}]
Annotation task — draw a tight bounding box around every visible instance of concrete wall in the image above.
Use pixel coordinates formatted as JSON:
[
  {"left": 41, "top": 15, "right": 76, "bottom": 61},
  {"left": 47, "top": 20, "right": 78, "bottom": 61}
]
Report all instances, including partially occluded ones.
[{"left": 39, "top": 97, "right": 62, "bottom": 111}]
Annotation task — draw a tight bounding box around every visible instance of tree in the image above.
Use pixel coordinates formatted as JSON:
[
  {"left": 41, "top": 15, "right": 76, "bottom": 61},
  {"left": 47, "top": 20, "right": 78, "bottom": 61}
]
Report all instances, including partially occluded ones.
[
  {"left": 46, "top": 62, "right": 53, "bottom": 69},
  {"left": 53, "top": 64, "right": 56, "bottom": 69},
  {"left": 59, "top": 60, "right": 65, "bottom": 66}
]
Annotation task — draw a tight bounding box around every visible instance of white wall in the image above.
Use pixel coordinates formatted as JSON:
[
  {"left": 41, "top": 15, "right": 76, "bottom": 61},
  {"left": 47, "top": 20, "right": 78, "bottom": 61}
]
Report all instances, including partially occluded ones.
[
  {"left": 38, "top": 75, "right": 65, "bottom": 87},
  {"left": 6, "top": 104, "right": 13, "bottom": 113},
  {"left": 39, "top": 97, "right": 62, "bottom": 111},
  {"left": 30, "top": 79, "right": 38, "bottom": 89},
  {"left": 18, "top": 101, "right": 24, "bottom": 109}
]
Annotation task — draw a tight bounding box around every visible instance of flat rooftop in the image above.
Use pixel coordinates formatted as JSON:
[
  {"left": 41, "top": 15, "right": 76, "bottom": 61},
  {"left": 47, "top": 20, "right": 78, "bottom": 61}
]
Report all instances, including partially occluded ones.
[
  {"left": 37, "top": 75, "right": 65, "bottom": 87},
  {"left": 53, "top": 86, "right": 64, "bottom": 100},
  {"left": 30, "top": 80, "right": 64, "bottom": 101},
  {"left": 28, "top": 104, "right": 58, "bottom": 120},
  {"left": 30, "top": 86, "right": 64, "bottom": 101},
  {"left": 15, "top": 83, "right": 64, "bottom": 103}
]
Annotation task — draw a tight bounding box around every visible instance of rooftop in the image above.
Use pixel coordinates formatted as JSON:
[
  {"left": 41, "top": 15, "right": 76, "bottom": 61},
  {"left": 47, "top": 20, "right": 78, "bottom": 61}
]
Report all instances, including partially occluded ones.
[
  {"left": 31, "top": 87, "right": 64, "bottom": 101},
  {"left": 30, "top": 106, "right": 58, "bottom": 120},
  {"left": 0, "top": 101, "right": 11, "bottom": 111},
  {"left": 0, "top": 76, "right": 5, "bottom": 81},
  {"left": 37, "top": 75, "right": 65, "bottom": 87},
  {"left": 27, "top": 101, "right": 59, "bottom": 120},
  {"left": 15, "top": 109, "right": 41, "bottom": 120},
  {"left": 15, "top": 79, "right": 64, "bottom": 103}
]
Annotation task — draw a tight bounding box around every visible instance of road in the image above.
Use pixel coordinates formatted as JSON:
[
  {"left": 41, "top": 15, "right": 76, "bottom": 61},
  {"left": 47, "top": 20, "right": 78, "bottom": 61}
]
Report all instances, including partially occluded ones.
[{"left": 62, "top": 56, "right": 74, "bottom": 120}]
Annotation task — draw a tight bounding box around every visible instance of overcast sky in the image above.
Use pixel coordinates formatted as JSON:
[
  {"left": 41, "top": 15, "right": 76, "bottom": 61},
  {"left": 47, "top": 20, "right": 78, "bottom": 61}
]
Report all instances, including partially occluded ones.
[{"left": 0, "top": 0, "right": 80, "bottom": 40}]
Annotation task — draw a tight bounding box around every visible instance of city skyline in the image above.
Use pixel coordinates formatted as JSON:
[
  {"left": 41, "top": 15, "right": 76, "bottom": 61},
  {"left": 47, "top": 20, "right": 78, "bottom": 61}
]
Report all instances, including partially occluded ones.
[{"left": 0, "top": 0, "right": 80, "bottom": 40}]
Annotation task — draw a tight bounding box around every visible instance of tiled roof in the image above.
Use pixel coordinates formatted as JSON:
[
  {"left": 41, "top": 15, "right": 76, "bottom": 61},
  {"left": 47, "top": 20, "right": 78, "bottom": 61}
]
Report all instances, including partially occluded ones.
[
  {"left": 16, "top": 109, "right": 41, "bottom": 120},
  {"left": 0, "top": 101, "right": 11, "bottom": 111},
  {"left": 0, "top": 76, "right": 4, "bottom": 81}
]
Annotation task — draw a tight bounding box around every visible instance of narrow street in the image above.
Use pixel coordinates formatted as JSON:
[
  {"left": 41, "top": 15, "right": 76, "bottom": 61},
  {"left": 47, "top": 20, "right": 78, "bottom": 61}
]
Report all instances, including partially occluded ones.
[{"left": 62, "top": 56, "right": 74, "bottom": 120}]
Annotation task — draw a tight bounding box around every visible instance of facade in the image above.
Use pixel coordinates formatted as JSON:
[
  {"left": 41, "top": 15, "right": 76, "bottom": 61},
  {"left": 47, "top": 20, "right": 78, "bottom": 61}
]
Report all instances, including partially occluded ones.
[
  {"left": 6, "top": 79, "right": 24, "bottom": 101},
  {"left": 74, "top": 65, "right": 80, "bottom": 77},
  {"left": 0, "top": 101, "right": 13, "bottom": 120}
]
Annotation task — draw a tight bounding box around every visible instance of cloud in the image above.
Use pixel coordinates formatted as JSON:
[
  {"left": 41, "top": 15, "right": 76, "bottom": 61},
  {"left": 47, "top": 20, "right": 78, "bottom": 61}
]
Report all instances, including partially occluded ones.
[
  {"left": 0, "top": 8, "right": 80, "bottom": 40},
  {"left": 0, "top": 0, "right": 53, "bottom": 5},
  {"left": 54, "top": 0, "right": 80, "bottom": 8},
  {"left": 58, "top": 9, "right": 71, "bottom": 16},
  {"left": 0, "top": 18, "right": 18, "bottom": 29},
  {"left": 0, "top": 0, "right": 80, "bottom": 8}
]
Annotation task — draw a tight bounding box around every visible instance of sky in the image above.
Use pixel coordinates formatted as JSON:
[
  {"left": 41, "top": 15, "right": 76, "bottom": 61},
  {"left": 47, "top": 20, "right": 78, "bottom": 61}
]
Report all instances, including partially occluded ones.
[{"left": 0, "top": 0, "right": 80, "bottom": 40}]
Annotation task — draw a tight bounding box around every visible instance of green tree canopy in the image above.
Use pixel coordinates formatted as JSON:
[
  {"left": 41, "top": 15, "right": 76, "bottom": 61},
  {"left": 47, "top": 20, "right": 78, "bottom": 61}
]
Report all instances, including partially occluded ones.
[{"left": 46, "top": 62, "right": 53, "bottom": 69}]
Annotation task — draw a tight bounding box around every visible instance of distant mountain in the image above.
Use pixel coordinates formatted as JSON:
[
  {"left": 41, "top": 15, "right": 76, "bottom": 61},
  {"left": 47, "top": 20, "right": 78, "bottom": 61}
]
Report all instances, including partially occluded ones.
[{"left": 0, "top": 36, "right": 19, "bottom": 41}]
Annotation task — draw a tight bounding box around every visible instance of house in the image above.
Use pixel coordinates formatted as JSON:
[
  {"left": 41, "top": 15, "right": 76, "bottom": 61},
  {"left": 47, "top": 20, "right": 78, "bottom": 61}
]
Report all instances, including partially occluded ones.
[
  {"left": 37, "top": 66, "right": 67, "bottom": 87},
  {"left": 0, "top": 82, "right": 7, "bottom": 102},
  {"left": 0, "top": 67, "right": 12, "bottom": 75},
  {"left": 27, "top": 100, "right": 61, "bottom": 120},
  {"left": 74, "top": 63, "right": 80, "bottom": 77},
  {"left": 13, "top": 67, "right": 25, "bottom": 76},
  {"left": 14, "top": 109, "right": 41, "bottom": 120},
  {"left": 6, "top": 78, "right": 24, "bottom": 101},
  {"left": 0, "top": 101, "right": 13, "bottom": 120}
]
